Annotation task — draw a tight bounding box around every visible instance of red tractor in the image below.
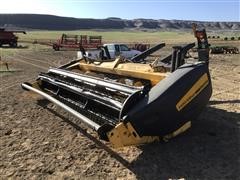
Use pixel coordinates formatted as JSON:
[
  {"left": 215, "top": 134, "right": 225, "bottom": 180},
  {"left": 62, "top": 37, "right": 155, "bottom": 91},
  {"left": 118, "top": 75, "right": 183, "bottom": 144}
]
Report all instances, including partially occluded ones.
[
  {"left": 52, "top": 34, "right": 102, "bottom": 51},
  {"left": 0, "top": 28, "right": 26, "bottom": 47}
]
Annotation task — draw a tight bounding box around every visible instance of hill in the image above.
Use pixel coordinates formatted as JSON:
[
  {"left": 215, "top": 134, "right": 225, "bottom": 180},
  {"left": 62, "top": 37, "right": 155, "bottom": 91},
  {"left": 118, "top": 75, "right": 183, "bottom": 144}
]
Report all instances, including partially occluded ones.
[{"left": 0, "top": 14, "right": 239, "bottom": 30}]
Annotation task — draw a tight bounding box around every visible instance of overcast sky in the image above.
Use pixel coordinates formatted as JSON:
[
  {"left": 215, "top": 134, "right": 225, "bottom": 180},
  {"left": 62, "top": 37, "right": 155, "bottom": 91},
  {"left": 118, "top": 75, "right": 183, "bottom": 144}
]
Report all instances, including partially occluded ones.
[{"left": 0, "top": 0, "right": 239, "bottom": 21}]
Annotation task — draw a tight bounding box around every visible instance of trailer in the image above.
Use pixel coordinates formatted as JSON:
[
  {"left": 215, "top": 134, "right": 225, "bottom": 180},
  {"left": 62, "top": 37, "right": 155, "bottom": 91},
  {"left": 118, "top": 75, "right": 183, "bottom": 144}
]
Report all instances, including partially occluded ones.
[
  {"left": 0, "top": 28, "right": 26, "bottom": 47},
  {"left": 52, "top": 34, "right": 102, "bottom": 51}
]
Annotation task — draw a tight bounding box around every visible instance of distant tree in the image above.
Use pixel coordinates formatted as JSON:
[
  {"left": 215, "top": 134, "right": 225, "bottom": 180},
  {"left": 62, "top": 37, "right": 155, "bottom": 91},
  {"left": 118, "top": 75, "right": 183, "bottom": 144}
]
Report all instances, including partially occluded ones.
[
  {"left": 217, "top": 36, "right": 220, "bottom": 38},
  {"left": 224, "top": 37, "right": 228, "bottom": 40},
  {"left": 238, "top": 37, "right": 240, "bottom": 40},
  {"left": 208, "top": 36, "right": 211, "bottom": 39},
  {"left": 212, "top": 36, "right": 215, "bottom": 39},
  {"left": 231, "top": 37, "right": 235, "bottom": 40}
]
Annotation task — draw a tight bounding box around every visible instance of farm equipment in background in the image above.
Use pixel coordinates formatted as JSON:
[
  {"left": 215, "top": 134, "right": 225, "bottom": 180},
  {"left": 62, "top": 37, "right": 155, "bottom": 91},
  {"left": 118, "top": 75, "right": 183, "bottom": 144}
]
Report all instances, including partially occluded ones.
[
  {"left": 22, "top": 24, "right": 212, "bottom": 148},
  {"left": 210, "top": 46, "right": 239, "bottom": 54},
  {"left": 131, "top": 43, "right": 150, "bottom": 52},
  {"left": 77, "top": 43, "right": 166, "bottom": 63},
  {"left": 52, "top": 34, "right": 102, "bottom": 51},
  {"left": 0, "top": 28, "right": 26, "bottom": 47},
  {"left": 78, "top": 43, "right": 144, "bottom": 61}
]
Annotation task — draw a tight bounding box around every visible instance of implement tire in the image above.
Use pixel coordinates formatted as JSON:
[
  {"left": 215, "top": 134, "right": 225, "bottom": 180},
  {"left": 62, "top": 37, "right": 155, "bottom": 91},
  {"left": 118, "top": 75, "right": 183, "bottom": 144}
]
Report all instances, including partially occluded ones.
[
  {"left": 53, "top": 44, "right": 60, "bottom": 51},
  {"left": 9, "top": 41, "right": 17, "bottom": 48}
]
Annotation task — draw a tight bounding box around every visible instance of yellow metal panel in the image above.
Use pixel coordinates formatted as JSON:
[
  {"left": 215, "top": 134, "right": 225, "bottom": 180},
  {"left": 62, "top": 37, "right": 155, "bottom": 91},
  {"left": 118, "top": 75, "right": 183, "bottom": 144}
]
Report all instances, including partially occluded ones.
[
  {"left": 176, "top": 73, "right": 209, "bottom": 111},
  {"left": 107, "top": 121, "right": 191, "bottom": 148},
  {"left": 76, "top": 60, "right": 167, "bottom": 86},
  {"left": 107, "top": 122, "right": 159, "bottom": 148}
]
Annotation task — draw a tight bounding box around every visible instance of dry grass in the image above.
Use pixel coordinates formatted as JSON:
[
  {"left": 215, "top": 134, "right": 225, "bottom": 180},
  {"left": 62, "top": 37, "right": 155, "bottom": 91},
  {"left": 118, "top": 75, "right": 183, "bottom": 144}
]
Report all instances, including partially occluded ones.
[{"left": 18, "top": 30, "right": 195, "bottom": 44}]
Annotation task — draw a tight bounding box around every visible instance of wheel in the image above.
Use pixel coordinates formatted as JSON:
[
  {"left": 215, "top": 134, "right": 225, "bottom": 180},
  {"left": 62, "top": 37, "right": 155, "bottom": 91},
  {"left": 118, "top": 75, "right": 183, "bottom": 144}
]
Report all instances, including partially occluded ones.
[
  {"left": 53, "top": 44, "right": 60, "bottom": 51},
  {"left": 13, "top": 42, "right": 17, "bottom": 47},
  {"left": 9, "top": 42, "right": 17, "bottom": 48}
]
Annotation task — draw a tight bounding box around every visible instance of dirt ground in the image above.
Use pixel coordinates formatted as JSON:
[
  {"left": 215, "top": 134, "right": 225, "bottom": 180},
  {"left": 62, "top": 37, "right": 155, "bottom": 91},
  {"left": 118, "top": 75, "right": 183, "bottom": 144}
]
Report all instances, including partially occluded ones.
[{"left": 0, "top": 43, "right": 239, "bottom": 179}]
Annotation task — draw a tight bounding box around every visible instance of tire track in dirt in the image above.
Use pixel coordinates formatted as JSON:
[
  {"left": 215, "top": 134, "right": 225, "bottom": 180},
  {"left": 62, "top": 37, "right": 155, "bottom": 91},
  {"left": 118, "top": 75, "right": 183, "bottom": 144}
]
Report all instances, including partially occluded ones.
[
  {"left": 17, "top": 51, "right": 76, "bottom": 65},
  {"left": 0, "top": 74, "right": 29, "bottom": 85},
  {"left": 0, "top": 50, "right": 77, "bottom": 92},
  {"left": 15, "top": 54, "right": 53, "bottom": 66},
  {"left": 0, "top": 55, "right": 52, "bottom": 92},
  {"left": 0, "top": 77, "right": 36, "bottom": 93},
  {"left": 1, "top": 51, "right": 75, "bottom": 92},
  {"left": 11, "top": 58, "right": 48, "bottom": 70}
]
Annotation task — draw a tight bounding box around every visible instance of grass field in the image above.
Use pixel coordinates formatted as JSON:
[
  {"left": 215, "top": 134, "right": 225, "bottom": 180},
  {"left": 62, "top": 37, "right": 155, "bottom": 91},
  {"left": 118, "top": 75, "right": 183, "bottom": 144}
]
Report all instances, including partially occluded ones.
[
  {"left": 17, "top": 29, "right": 240, "bottom": 45},
  {"left": 18, "top": 30, "right": 196, "bottom": 44}
]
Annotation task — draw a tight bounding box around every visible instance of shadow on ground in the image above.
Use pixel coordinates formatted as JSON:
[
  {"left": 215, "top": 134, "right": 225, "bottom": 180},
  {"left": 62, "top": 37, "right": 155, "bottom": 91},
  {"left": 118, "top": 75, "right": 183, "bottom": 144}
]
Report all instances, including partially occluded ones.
[
  {"left": 208, "top": 99, "right": 240, "bottom": 105},
  {"left": 37, "top": 99, "right": 240, "bottom": 179},
  {"left": 130, "top": 105, "right": 240, "bottom": 179},
  {"left": 37, "top": 99, "right": 130, "bottom": 168},
  {"left": 0, "top": 45, "right": 29, "bottom": 49}
]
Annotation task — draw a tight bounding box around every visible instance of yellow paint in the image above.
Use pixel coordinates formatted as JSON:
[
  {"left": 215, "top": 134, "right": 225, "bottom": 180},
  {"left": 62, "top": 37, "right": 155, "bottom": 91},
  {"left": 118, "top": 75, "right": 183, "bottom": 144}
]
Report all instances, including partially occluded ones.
[
  {"left": 176, "top": 73, "right": 209, "bottom": 111},
  {"left": 163, "top": 121, "right": 191, "bottom": 141},
  {"left": 107, "top": 122, "right": 159, "bottom": 148},
  {"left": 74, "top": 58, "right": 167, "bottom": 86},
  {"left": 32, "top": 80, "right": 42, "bottom": 89},
  {"left": 107, "top": 121, "right": 191, "bottom": 148}
]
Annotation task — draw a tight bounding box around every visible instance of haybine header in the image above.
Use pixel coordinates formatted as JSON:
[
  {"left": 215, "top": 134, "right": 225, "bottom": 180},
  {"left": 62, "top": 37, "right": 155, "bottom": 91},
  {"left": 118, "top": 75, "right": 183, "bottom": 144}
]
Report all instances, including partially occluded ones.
[{"left": 22, "top": 24, "right": 212, "bottom": 148}]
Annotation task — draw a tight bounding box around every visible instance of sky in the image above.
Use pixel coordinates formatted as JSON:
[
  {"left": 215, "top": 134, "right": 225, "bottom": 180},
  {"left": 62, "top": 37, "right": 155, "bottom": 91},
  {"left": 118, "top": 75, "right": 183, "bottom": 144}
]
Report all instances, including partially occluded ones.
[{"left": 0, "top": 0, "right": 239, "bottom": 21}]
